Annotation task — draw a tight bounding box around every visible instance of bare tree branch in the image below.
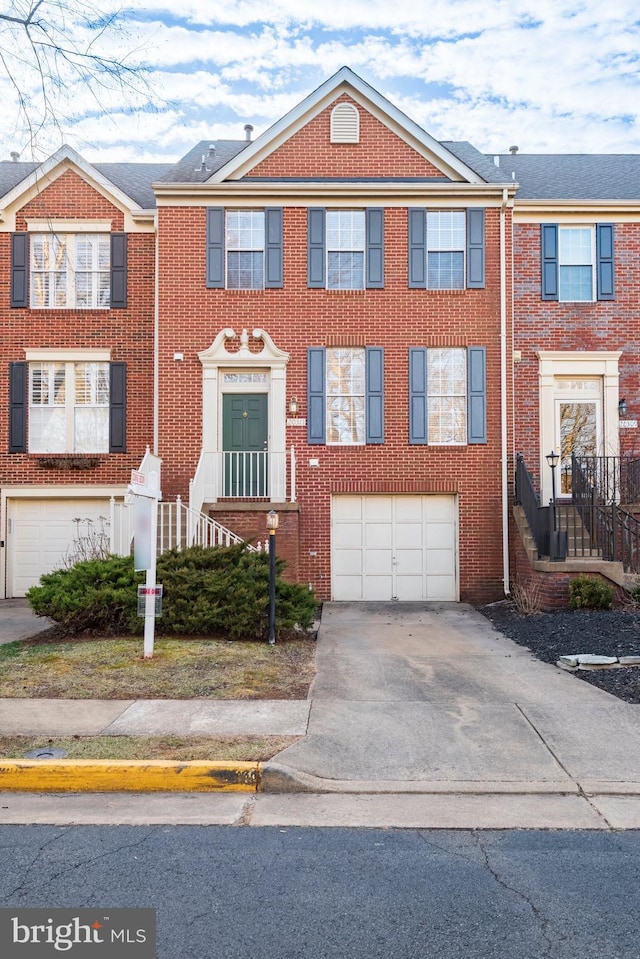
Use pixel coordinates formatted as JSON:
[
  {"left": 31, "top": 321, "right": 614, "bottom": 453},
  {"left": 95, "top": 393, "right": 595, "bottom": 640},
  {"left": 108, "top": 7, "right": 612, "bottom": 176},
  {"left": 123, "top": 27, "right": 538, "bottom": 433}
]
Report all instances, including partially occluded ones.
[{"left": 0, "top": 0, "right": 154, "bottom": 157}]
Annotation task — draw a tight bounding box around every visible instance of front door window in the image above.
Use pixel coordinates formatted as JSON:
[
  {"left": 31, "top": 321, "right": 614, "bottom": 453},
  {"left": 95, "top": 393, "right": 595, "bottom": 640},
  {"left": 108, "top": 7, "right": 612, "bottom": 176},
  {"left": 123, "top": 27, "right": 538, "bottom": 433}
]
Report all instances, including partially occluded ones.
[
  {"left": 557, "top": 399, "right": 600, "bottom": 494},
  {"left": 222, "top": 394, "right": 268, "bottom": 496}
]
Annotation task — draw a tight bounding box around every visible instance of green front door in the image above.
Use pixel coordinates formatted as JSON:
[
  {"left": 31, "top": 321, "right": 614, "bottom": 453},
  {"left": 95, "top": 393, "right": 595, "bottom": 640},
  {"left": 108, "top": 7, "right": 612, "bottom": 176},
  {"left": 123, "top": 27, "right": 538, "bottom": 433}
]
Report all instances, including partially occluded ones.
[{"left": 222, "top": 394, "right": 268, "bottom": 496}]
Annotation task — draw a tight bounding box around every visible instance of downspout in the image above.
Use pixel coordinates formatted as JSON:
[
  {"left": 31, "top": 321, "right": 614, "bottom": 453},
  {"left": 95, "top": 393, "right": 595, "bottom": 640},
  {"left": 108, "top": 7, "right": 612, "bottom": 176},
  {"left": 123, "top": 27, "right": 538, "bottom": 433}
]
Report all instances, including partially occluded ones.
[
  {"left": 501, "top": 187, "right": 510, "bottom": 596},
  {"left": 153, "top": 211, "right": 159, "bottom": 455}
]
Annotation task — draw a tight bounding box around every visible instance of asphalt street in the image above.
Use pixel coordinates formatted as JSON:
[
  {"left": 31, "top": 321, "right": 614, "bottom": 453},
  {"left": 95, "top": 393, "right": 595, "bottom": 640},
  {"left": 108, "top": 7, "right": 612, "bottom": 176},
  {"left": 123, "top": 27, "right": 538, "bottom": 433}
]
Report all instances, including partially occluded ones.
[{"left": 1, "top": 825, "right": 639, "bottom": 958}]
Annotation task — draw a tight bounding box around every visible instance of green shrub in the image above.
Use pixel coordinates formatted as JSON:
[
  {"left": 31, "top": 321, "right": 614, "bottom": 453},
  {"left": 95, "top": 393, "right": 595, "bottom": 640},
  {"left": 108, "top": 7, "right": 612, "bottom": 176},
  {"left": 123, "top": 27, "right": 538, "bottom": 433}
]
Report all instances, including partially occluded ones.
[
  {"left": 568, "top": 575, "right": 614, "bottom": 611},
  {"left": 27, "top": 544, "right": 317, "bottom": 640}
]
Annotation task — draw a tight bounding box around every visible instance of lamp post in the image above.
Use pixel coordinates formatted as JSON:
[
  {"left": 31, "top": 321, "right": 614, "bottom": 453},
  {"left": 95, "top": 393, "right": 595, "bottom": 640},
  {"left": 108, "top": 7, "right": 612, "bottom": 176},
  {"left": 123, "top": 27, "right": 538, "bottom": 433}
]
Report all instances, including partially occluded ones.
[
  {"left": 546, "top": 450, "right": 559, "bottom": 523},
  {"left": 266, "top": 510, "right": 279, "bottom": 645},
  {"left": 546, "top": 450, "right": 560, "bottom": 561}
]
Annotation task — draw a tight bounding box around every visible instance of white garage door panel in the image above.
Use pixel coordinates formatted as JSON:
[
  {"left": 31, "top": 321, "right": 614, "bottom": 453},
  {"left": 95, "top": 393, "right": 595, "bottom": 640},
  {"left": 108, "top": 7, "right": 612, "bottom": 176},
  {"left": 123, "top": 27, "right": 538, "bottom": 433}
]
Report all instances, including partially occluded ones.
[
  {"left": 8, "top": 498, "right": 110, "bottom": 597},
  {"left": 332, "top": 494, "right": 458, "bottom": 601}
]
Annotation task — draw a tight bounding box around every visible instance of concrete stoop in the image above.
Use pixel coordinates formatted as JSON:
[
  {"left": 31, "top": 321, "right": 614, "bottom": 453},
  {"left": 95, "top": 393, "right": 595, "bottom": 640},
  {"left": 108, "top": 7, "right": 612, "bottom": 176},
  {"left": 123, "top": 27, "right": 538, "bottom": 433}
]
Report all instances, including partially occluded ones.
[{"left": 513, "top": 505, "right": 629, "bottom": 591}]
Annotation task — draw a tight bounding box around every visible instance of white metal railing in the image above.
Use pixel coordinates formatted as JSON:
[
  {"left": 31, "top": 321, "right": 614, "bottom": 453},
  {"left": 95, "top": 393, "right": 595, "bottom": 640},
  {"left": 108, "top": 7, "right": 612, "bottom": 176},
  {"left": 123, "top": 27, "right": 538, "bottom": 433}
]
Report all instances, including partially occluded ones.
[
  {"left": 110, "top": 496, "right": 133, "bottom": 556},
  {"left": 161, "top": 499, "right": 264, "bottom": 553},
  {"left": 192, "top": 448, "right": 296, "bottom": 503}
]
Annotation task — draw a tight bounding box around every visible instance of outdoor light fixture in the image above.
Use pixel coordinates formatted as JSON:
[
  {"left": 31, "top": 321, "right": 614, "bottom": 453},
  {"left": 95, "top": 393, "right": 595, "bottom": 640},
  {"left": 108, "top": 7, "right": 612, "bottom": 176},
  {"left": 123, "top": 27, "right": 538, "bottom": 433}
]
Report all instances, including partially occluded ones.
[
  {"left": 545, "top": 450, "right": 559, "bottom": 471},
  {"left": 289, "top": 397, "right": 298, "bottom": 415},
  {"left": 619, "top": 398, "right": 628, "bottom": 417},
  {"left": 266, "top": 510, "right": 279, "bottom": 645}
]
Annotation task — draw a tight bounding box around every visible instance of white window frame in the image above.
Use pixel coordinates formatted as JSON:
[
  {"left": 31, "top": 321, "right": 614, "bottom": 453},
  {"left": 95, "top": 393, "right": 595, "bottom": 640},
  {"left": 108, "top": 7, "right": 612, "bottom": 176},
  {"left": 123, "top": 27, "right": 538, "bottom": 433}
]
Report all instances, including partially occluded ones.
[
  {"left": 326, "top": 210, "right": 365, "bottom": 290},
  {"left": 426, "top": 211, "right": 466, "bottom": 290},
  {"left": 537, "top": 350, "right": 621, "bottom": 503},
  {"left": 25, "top": 349, "right": 111, "bottom": 455},
  {"left": 225, "top": 211, "right": 265, "bottom": 290},
  {"left": 30, "top": 233, "right": 110, "bottom": 309},
  {"left": 326, "top": 347, "right": 366, "bottom": 445},
  {"left": 557, "top": 225, "right": 596, "bottom": 302},
  {"left": 427, "top": 347, "right": 467, "bottom": 445}
]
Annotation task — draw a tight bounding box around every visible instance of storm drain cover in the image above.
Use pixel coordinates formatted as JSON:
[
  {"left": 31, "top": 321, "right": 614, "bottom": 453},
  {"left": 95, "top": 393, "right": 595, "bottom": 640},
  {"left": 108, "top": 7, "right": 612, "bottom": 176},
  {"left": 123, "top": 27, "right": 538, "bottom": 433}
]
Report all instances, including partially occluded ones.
[{"left": 23, "top": 747, "right": 68, "bottom": 759}]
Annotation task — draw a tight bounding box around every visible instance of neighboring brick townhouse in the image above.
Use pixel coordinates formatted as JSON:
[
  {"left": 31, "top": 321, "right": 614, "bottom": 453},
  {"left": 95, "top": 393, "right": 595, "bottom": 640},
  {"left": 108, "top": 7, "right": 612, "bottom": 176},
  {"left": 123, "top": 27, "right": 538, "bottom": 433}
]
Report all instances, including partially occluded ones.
[{"left": 4, "top": 67, "right": 636, "bottom": 605}]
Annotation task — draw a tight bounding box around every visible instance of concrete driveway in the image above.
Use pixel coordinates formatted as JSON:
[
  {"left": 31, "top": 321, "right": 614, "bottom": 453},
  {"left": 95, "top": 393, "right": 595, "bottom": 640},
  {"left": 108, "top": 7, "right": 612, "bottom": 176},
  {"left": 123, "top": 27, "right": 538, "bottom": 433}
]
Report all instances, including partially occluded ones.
[
  {"left": 0, "top": 599, "right": 52, "bottom": 645},
  {"left": 265, "top": 602, "right": 640, "bottom": 794}
]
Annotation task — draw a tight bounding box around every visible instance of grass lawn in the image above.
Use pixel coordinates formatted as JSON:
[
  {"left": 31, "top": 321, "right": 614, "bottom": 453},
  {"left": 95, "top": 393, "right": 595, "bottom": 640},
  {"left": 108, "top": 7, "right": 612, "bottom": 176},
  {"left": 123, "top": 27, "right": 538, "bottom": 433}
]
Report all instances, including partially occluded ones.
[
  {"left": 0, "top": 632, "right": 315, "bottom": 760},
  {"left": 0, "top": 734, "right": 299, "bottom": 762},
  {"left": 0, "top": 634, "right": 316, "bottom": 700}
]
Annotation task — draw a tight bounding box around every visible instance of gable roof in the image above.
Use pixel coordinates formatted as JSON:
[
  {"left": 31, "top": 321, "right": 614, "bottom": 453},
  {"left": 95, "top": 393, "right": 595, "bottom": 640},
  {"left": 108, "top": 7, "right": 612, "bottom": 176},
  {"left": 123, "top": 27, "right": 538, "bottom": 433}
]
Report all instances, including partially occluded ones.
[
  {"left": 0, "top": 146, "right": 172, "bottom": 212},
  {"left": 206, "top": 66, "right": 506, "bottom": 186}
]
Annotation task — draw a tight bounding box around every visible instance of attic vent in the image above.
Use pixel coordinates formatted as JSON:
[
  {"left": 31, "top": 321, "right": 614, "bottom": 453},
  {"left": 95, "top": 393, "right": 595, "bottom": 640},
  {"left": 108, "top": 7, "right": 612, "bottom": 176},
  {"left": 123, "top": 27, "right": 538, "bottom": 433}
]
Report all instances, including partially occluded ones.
[{"left": 331, "top": 102, "right": 360, "bottom": 143}]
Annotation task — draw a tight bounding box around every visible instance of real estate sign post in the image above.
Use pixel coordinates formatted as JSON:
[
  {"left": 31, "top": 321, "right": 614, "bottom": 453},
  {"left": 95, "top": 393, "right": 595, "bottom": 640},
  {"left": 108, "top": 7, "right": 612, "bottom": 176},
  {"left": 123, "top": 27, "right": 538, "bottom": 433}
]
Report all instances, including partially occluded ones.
[{"left": 129, "top": 456, "right": 162, "bottom": 658}]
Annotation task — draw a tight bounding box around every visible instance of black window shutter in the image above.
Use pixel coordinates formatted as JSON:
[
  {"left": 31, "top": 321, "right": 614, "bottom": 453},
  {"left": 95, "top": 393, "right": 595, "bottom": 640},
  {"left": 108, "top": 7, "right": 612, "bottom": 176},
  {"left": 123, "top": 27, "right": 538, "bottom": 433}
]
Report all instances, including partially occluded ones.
[
  {"left": 109, "top": 362, "right": 127, "bottom": 453},
  {"left": 265, "top": 207, "right": 283, "bottom": 288},
  {"left": 466, "top": 208, "right": 485, "bottom": 288},
  {"left": 11, "top": 233, "right": 29, "bottom": 308},
  {"left": 365, "top": 347, "right": 384, "bottom": 443},
  {"left": 408, "top": 209, "right": 426, "bottom": 288},
  {"left": 366, "top": 208, "right": 384, "bottom": 288},
  {"left": 307, "top": 208, "right": 326, "bottom": 288},
  {"left": 206, "top": 207, "right": 225, "bottom": 288},
  {"left": 9, "top": 362, "right": 27, "bottom": 453},
  {"left": 110, "top": 233, "right": 127, "bottom": 308},
  {"left": 596, "top": 223, "right": 615, "bottom": 300},
  {"left": 307, "top": 348, "right": 326, "bottom": 443},
  {"left": 467, "top": 347, "right": 487, "bottom": 444},
  {"left": 409, "top": 348, "right": 427, "bottom": 444},
  {"left": 541, "top": 224, "right": 559, "bottom": 300}
]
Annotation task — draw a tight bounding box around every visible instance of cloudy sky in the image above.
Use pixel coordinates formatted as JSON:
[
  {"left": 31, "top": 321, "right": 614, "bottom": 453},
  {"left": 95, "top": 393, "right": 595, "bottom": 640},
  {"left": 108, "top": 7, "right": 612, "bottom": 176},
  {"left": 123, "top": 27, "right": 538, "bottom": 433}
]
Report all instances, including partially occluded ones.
[{"left": 1, "top": 0, "right": 639, "bottom": 163}]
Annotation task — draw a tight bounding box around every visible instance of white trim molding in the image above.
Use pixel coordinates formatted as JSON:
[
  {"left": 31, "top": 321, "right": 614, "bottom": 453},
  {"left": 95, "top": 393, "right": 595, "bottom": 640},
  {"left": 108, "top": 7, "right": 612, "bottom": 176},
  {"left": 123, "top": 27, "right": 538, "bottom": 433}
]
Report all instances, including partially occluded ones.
[
  {"left": 25, "top": 348, "right": 111, "bottom": 362},
  {"left": 198, "top": 328, "right": 290, "bottom": 502},
  {"left": 537, "top": 350, "right": 621, "bottom": 502}
]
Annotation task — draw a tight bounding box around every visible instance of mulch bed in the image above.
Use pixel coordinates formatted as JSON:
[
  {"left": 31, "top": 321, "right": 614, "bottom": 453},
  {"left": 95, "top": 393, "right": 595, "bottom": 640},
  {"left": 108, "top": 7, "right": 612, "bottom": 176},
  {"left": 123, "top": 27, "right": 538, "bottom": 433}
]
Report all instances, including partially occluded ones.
[{"left": 480, "top": 602, "right": 640, "bottom": 705}]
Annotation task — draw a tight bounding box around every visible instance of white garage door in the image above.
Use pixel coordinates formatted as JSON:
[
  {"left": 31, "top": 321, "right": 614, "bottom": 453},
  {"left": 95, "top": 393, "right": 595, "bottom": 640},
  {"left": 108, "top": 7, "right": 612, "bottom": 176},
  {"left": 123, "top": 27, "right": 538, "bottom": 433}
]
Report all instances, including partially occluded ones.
[
  {"left": 332, "top": 495, "right": 458, "bottom": 601},
  {"left": 7, "top": 498, "right": 111, "bottom": 597}
]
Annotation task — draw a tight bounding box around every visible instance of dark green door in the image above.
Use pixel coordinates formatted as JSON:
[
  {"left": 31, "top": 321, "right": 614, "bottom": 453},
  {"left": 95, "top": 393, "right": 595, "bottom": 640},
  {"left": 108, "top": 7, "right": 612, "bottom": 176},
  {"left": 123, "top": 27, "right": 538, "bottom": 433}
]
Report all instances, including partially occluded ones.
[{"left": 222, "top": 394, "right": 268, "bottom": 496}]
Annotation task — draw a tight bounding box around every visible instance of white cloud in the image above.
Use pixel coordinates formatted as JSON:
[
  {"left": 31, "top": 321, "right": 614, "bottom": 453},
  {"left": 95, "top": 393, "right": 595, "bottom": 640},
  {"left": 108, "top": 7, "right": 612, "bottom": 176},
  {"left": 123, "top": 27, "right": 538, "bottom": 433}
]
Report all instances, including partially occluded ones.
[{"left": 2, "top": 0, "right": 640, "bottom": 159}]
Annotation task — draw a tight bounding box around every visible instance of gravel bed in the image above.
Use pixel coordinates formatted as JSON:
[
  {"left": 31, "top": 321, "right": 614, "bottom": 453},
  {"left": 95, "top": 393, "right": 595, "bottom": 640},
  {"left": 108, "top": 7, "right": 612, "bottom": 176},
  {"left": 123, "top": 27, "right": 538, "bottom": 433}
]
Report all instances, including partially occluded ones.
[{"left": 479, "top": 602, "right": 640, "bottom": 704}]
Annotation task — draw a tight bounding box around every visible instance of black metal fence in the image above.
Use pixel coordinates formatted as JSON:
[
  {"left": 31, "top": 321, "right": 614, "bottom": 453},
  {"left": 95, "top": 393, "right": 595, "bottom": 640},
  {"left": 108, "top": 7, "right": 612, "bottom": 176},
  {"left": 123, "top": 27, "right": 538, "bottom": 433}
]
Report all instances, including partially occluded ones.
[
  {"left": 515, "top": 452, "right": 640, "bottom": 571},
  {"left": 571, "top": 454, "right": 640, "bottom": 505}
]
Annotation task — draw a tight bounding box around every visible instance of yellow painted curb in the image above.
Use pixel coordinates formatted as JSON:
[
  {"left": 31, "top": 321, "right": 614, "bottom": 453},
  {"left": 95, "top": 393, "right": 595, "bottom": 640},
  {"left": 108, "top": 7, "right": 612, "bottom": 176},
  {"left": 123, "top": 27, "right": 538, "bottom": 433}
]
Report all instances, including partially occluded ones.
[{"left": 0, "top": 759, "right": 261, "bottom": 792}]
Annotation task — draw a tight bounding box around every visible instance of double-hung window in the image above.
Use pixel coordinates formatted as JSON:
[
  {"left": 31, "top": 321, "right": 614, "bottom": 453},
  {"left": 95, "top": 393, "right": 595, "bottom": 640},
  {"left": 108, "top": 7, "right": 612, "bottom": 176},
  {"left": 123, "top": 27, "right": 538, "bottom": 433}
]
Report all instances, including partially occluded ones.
[
  {"left": 206, "top": 207, "right": 283, "bottom": 289},
  {"left": 30, "top": 234, "right": 110, "bottom": 308},
  {"left": 307, "top": 208, "right": 384, "bottom": 289},
  {"left": 427, "top": 212, "right": 466, "bottom": 289},
  {"left": 409, "top": 347, "right": 486, "bottom": 445},
  {"left": 307, "top": 346, "right": 384, "bottom": 445},
  {"left": 226, "top": 211, "right": 265, "bottom": 289},
  {"left": 326, "top": 212, "right": 365, "bottom": 290},
  {"left": 326, "top": 348, "right": 366, "bottom": 443},
  {"left": 541, "top": 223, "right": 614, "bottom": 301},
  {"left": 10, "top": 231, "right": 127, "bottom": 309},
  {"left": 408, "top": 208, "right": 485, "bottom": 289},
  {"left": 8, "top": 356, "right": 127, "bottom": 455},
  {"left": 427, "top": 348, "right": 467, "bottom": 443},
  {"left": 29, "top": 361, "right": 110, "bottom": 453}
]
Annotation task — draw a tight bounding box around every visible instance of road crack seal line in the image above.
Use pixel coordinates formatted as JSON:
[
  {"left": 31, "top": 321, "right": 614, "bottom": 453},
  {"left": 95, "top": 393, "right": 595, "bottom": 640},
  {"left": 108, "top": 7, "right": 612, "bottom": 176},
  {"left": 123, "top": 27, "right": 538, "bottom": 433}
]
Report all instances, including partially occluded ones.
[
  {"left": 1, "top": 827, "right": 69, "bottom": 902},
  {"left": 8, "top": 826, "right": 162, "bottom": 898},
  {"left": 473, "top": 831, "right": 555, "bottom": 959},
  {"left": 515, "top": 703, "right": 614, "bottom": 829}
]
